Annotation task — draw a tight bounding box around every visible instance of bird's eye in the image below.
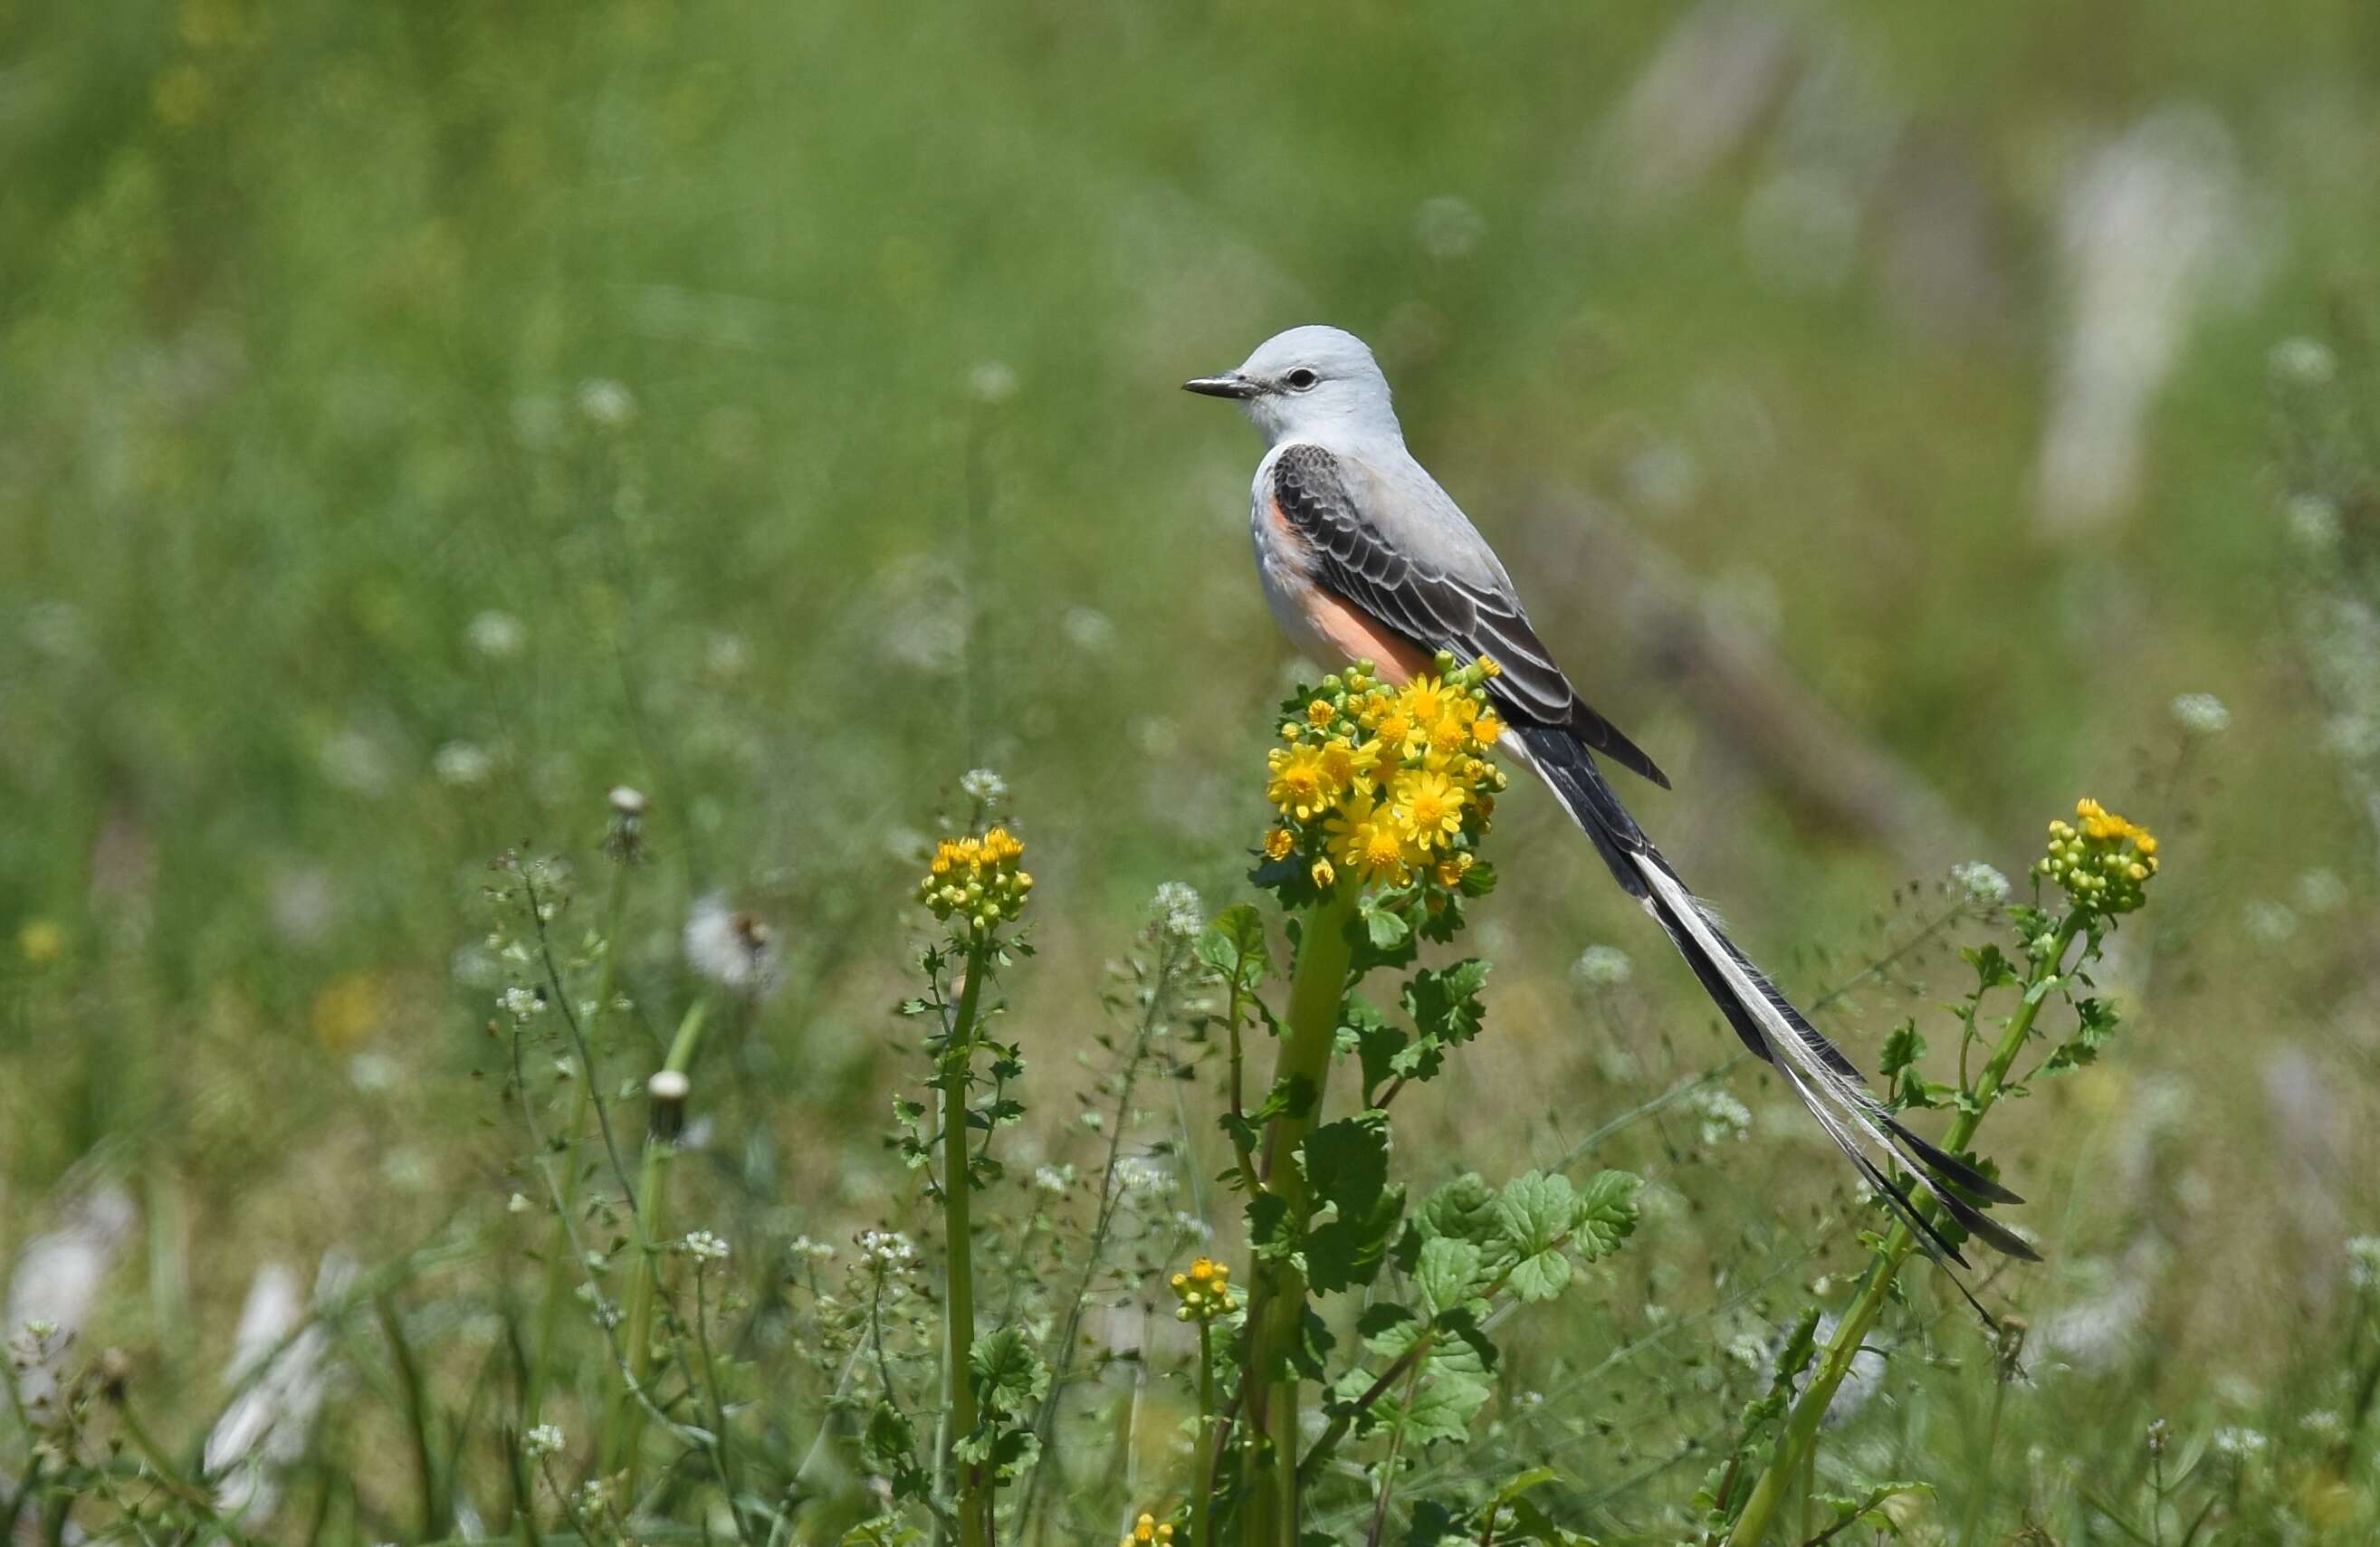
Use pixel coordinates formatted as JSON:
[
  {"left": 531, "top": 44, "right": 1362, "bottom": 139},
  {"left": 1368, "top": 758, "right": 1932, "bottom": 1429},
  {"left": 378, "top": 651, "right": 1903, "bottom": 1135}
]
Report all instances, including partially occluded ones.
[{"left": 1285, "top": 368, "right": 1320, "bottom": 391}]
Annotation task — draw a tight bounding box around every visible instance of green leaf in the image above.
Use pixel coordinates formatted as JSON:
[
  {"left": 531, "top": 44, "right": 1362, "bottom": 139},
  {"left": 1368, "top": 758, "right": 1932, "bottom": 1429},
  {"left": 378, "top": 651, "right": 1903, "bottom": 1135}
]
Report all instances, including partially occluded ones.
[
  {"left": 1572, "top": 1170, "right": 1642, "bottom": 1261},
  {"left": 1344, "top": 996, "right": 1407, "bottom": 1103},
  {"left": 1356, "top": 1300, "right": 1419, "bottom": 1352},
  {"left": 1963, "top": 943, "right": 2021, "bottom": 990},
  {"left": 1198, "top": 904, "right": 1273, "bottom": 990},
  {"left": 1505, "top": 1247, "right": 1572, "bottom": 1303},
  {"left": 968, "top": 1325, "right": 1049, "bottom": 1418},
  {"left": 1494, "top": 1171, "right": 1577, "bottom": 1257},
  {"left": 1415, "top": 1236, "right": 1483, "bottom": 1316},
  {"left": 1362, "top": 901, "right": 1410, "bottom": 952},
  {"left": 1417, "top": 1172, "right": 1501, "bottom": 1246},
  {"left": 1811, "top": 1480, "right": 1932, "bottom": 1538},
  {"left": 1402, "top": 959, "right": 1491, "bottom": 1050},
  {"left": 1245, "top": 1191, "right": 1296, "bottom": 1262},
  {"left": 1297, "top": 1114, "right": 1402, "bottom": 1291}
]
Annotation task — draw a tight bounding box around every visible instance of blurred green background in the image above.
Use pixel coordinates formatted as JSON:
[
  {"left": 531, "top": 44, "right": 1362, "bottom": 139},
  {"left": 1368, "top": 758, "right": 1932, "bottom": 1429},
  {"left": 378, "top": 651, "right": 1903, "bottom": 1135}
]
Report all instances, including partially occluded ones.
[{"left": 5, "top": 0, "right": 2380, "bottom": 1528}]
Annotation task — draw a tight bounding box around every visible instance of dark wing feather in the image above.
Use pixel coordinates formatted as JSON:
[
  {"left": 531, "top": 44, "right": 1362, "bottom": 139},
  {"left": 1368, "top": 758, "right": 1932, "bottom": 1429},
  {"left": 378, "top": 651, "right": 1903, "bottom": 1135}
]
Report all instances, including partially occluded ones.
[{"left": 1272, "top": 444, "right": 1671, "bottom": 788}]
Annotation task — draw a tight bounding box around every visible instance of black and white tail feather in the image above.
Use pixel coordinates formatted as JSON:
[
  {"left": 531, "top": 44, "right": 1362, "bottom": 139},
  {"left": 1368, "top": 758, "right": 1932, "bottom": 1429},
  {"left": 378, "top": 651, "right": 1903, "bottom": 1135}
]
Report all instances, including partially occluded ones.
[{"left": 1509, "top": 723, "right": 2036, "bottom": 1272}]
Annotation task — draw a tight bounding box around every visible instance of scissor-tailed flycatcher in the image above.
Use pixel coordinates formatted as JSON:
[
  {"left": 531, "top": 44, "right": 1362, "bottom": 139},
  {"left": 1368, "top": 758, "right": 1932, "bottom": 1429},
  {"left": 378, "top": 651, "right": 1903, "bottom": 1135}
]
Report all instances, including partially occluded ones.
[{"left": 1187, "top": 325, "right": 2030, "bottom": 1265}]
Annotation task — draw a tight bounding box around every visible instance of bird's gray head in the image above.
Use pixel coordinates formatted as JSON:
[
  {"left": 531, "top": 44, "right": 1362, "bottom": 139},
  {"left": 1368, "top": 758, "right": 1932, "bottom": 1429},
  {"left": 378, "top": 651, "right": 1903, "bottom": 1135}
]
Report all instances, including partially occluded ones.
[{"left": 1183, "top": 325, "right": 1402, "bottom": 446}]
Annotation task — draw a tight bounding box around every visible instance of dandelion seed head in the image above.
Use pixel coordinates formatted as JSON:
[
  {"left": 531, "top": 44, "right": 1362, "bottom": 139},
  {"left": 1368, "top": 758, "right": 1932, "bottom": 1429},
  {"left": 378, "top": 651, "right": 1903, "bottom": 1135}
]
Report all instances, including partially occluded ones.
[
  {"left": 648, "top": 1069, "right": 691, "bottom": 1103},
  {"left": 683, "top": 894, "right": 782, "bottom": 997},
  {"left": 608, "top": 785, "right": 648, "bottom": 818}
]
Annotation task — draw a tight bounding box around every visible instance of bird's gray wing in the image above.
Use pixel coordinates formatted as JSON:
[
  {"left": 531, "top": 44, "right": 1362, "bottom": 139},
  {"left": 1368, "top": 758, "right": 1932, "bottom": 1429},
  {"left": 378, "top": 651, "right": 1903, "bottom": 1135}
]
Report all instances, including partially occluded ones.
[{"left": 1271, "top": 443, "right": 1670, "bottom": 789}]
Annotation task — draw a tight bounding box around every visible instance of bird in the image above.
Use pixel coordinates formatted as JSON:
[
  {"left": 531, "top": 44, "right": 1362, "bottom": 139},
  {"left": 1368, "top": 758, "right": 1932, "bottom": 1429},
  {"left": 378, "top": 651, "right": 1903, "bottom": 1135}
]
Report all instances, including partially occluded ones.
[{"left": 1185, "top": 324, "right": 2031, "bottom": 1267}]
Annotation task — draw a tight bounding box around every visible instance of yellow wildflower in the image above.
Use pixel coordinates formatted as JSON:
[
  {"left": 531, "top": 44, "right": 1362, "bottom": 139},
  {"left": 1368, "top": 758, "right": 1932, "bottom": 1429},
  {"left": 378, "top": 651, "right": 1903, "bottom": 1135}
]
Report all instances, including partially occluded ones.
[
  {"left": 1266, "top": 743, "right": 1335, "bottom": 820},
  {"left": 1472, "top": 712, "right": 1504, "bottom": 747},
  {"left": 1263, "top": 826, "right": 1295, "bottom": 861},
  {"left": 1399, "top": 675, "right": 1454, "bottom": 726},
  {"left": 1317, "top": 735, "right": 1381, "bottom": 794},
  {"left": 1306, "top": 698, "right": 1336, "bottom": 728},
  {"left": 1392, "top": 769, "right": 1467, "bottom": 850},
  {"left": 1326, "top": 790, "right": 1415, "bottom": 886},
  {"left": 18, "top": 920, "right": 64, "bottom": 967}
]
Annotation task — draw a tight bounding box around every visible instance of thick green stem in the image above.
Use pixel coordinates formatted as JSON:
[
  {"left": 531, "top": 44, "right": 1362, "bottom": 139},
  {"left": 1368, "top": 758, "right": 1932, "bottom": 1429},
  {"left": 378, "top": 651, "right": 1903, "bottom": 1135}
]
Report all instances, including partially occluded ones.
[
  {"left": 606, "top": 999, "right": 711, "bottom": 1491},
  {"left": 940, "top": 939, "right": 993, "bottom": 1547},
  {"left": 1241, "top": 883, "right": 1358, "bottom": 1547},
  {"left": 1725, "top": 911, "right": 2085, "bottom": 1547},
  {"left": 1193, "top": 1321, "right": 1217, "bottom": 1547}
]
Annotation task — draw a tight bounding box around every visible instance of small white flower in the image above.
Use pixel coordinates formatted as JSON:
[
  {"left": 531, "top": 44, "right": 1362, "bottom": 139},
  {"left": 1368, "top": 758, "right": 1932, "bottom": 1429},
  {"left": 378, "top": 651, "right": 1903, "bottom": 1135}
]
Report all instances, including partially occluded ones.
[
  {"left": 435, "top": 741, "right": 494, "bottom": 787},
  {"left": 859, "top": 1229, "right": 916, "bottom": 1268},
  {"left": 789, "top": 1235, "right": 837, "bottom": 1264},
  {"left": 2287, "top": 493, "right": 2342, "bottom": 551},
  {"left": 968, "top": 361, "right": 1018, "bottom": 405},
  {"left": 683, "top": 894, "right": 782, "bottom": 998},
  {"left": 2212, "top": 1426, "right": 2267, "bottom": 1459},
  {"left": 1152, "top": 882, "right": 1203, "bottom": 941},
  {"left": 1414, "top": 195, "right": 1486, "bottom": 261},
  {"left": 1726, "top": 1332, "right": 1768, "bottom": 1369},
  {"left": 349, "top": 1053, "right": 398, "bottom": 1093},
  {"left": 2296, "top": 869, "right": 2348, "bottom": 915},
  {"left": 1061, "top": 606, "right": 1115, "bottom": 653},
  {"left": 466, "top": 611, "right": 526, "bottom": 659},
  {"left": 1951, "top": 862, "right": 2011, "bottom": 905},
  {"left": 2242, "top": 900, "right": 2299, "bottom": 945},
  {"left": 576, "top": 378, "right": 636, "bottom": 427},
  {"left": 2347, "top": 1236, "right": 2380, "bottom": 1291},
  {"left": 2270, "top": 336, "right": 2336, "bottom": 386},
  {"left": 681, "top": 1231, "right": 731, "bottom": 1264},
  {"left": 1033, "top": 1165, "right": 1074, "bottom": 1196},
  {"left": 498, "top": 986, "right": 545, "bottom": 1021},
  {"left": 960, "top": 768, "right": 1008, "bottom": 807},
  {"left": 1173, "top": 1211, "right": 1215, "bottom": 1241},
  {"left": 522, "top": 1422, "right": 566, "bottom": 1459},
  {"left": 1116, "top": 1156, "right": 1171, "bottom": 1195},
  {"left": 1691, "top": 1090, "right": 1754, "bottom": 1146},
  {"left": 1570, "top": 945, "right": 1633, "bottom": 988},
  {"left": 2300, "top": 1409, "right": 2346, "bottom": 1442},
  {"left": 506, "top": 1192, "right": 532, "bottom": 1215},
  {"left": 2171, "top": 692, "right": 2230, "bottom": 736},
  {"left": 705, "top": 632, "right": 750, "bottom": 677}
]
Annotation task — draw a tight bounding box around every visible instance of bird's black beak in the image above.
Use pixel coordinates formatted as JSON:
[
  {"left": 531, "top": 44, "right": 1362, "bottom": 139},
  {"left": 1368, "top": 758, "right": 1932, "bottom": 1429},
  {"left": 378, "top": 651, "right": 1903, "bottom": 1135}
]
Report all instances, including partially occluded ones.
[{"left": 1182, "top": 372, "right": 1257, "bottom": 400}]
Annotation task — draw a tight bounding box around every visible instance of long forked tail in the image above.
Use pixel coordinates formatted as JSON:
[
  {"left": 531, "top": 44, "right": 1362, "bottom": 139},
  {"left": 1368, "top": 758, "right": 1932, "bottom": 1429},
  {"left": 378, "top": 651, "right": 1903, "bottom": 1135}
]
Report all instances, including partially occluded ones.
[{"left": 1511, "top": 724, "right": 2035, "bottom": 1267}]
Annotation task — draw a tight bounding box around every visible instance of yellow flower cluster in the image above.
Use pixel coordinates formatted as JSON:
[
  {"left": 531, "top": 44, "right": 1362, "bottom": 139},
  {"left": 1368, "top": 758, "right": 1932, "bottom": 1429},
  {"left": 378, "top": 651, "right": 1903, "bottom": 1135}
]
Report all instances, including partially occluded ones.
[
  {"left": 1120, "top": 1514, "right": 1175, "bottom": 1547},
  {"left": 1262, "top": 656, "right": 1508, "bottom": 893},
  {"left": 1168, "top": 1256, "right": 1237, "bottom": 1324},
  {"left": 917, "top": 827, "right": 1033, "bottom": 931},
  {"left": 2038, "top": 798, "right": 2159, "bottom": 915}
]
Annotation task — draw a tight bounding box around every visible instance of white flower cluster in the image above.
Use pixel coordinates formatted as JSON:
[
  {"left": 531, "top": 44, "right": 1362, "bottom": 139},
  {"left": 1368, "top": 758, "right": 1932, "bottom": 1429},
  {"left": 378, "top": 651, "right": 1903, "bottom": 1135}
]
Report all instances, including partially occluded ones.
[
  {"left": 2171, "top": 692, "right": 2231, "bottom": 736},
  {"left": 860, "top": 1229, "right": 916, "bottom": 1269},
  {"left": 2347, "top": 1235, "right": 2380, "bottom": 1291},
  {"left": 1152, "top": 882, "right": 1203, "bottom": 941},
  {"left": 2212, "top": 1426, "right": 2268, "bottom": 1459},
  {"left": 1570, "top": 944, "right": 1633, "bottom": 988},
  {"left": 960, "top": 768, "right": 1008, "bottom": 807},
  {"left": 1116, "top": 1156, "right": 1171, "bottom": 1195},
  {"left": 1950, "top": 861, "right": 2011, "bottom": 905},
  {"left": 681, "top": 1230, "right": 730, "bottom": 1264},
  {"left": 1691, "top": 1089, "right": 1754, "bottom": 1146},
  {"left": 1033, "top": 1165, "right": 1075, "bottom": 1197},
  {"left": 522, "top": 1422, "right": 566, "bottom": 1459},
  {"left": 498, "top": 986, "right": 544, "bottom": 1021},
  {"left": 789, "top": 1235, "right": 837, "bottom": 1265}
]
